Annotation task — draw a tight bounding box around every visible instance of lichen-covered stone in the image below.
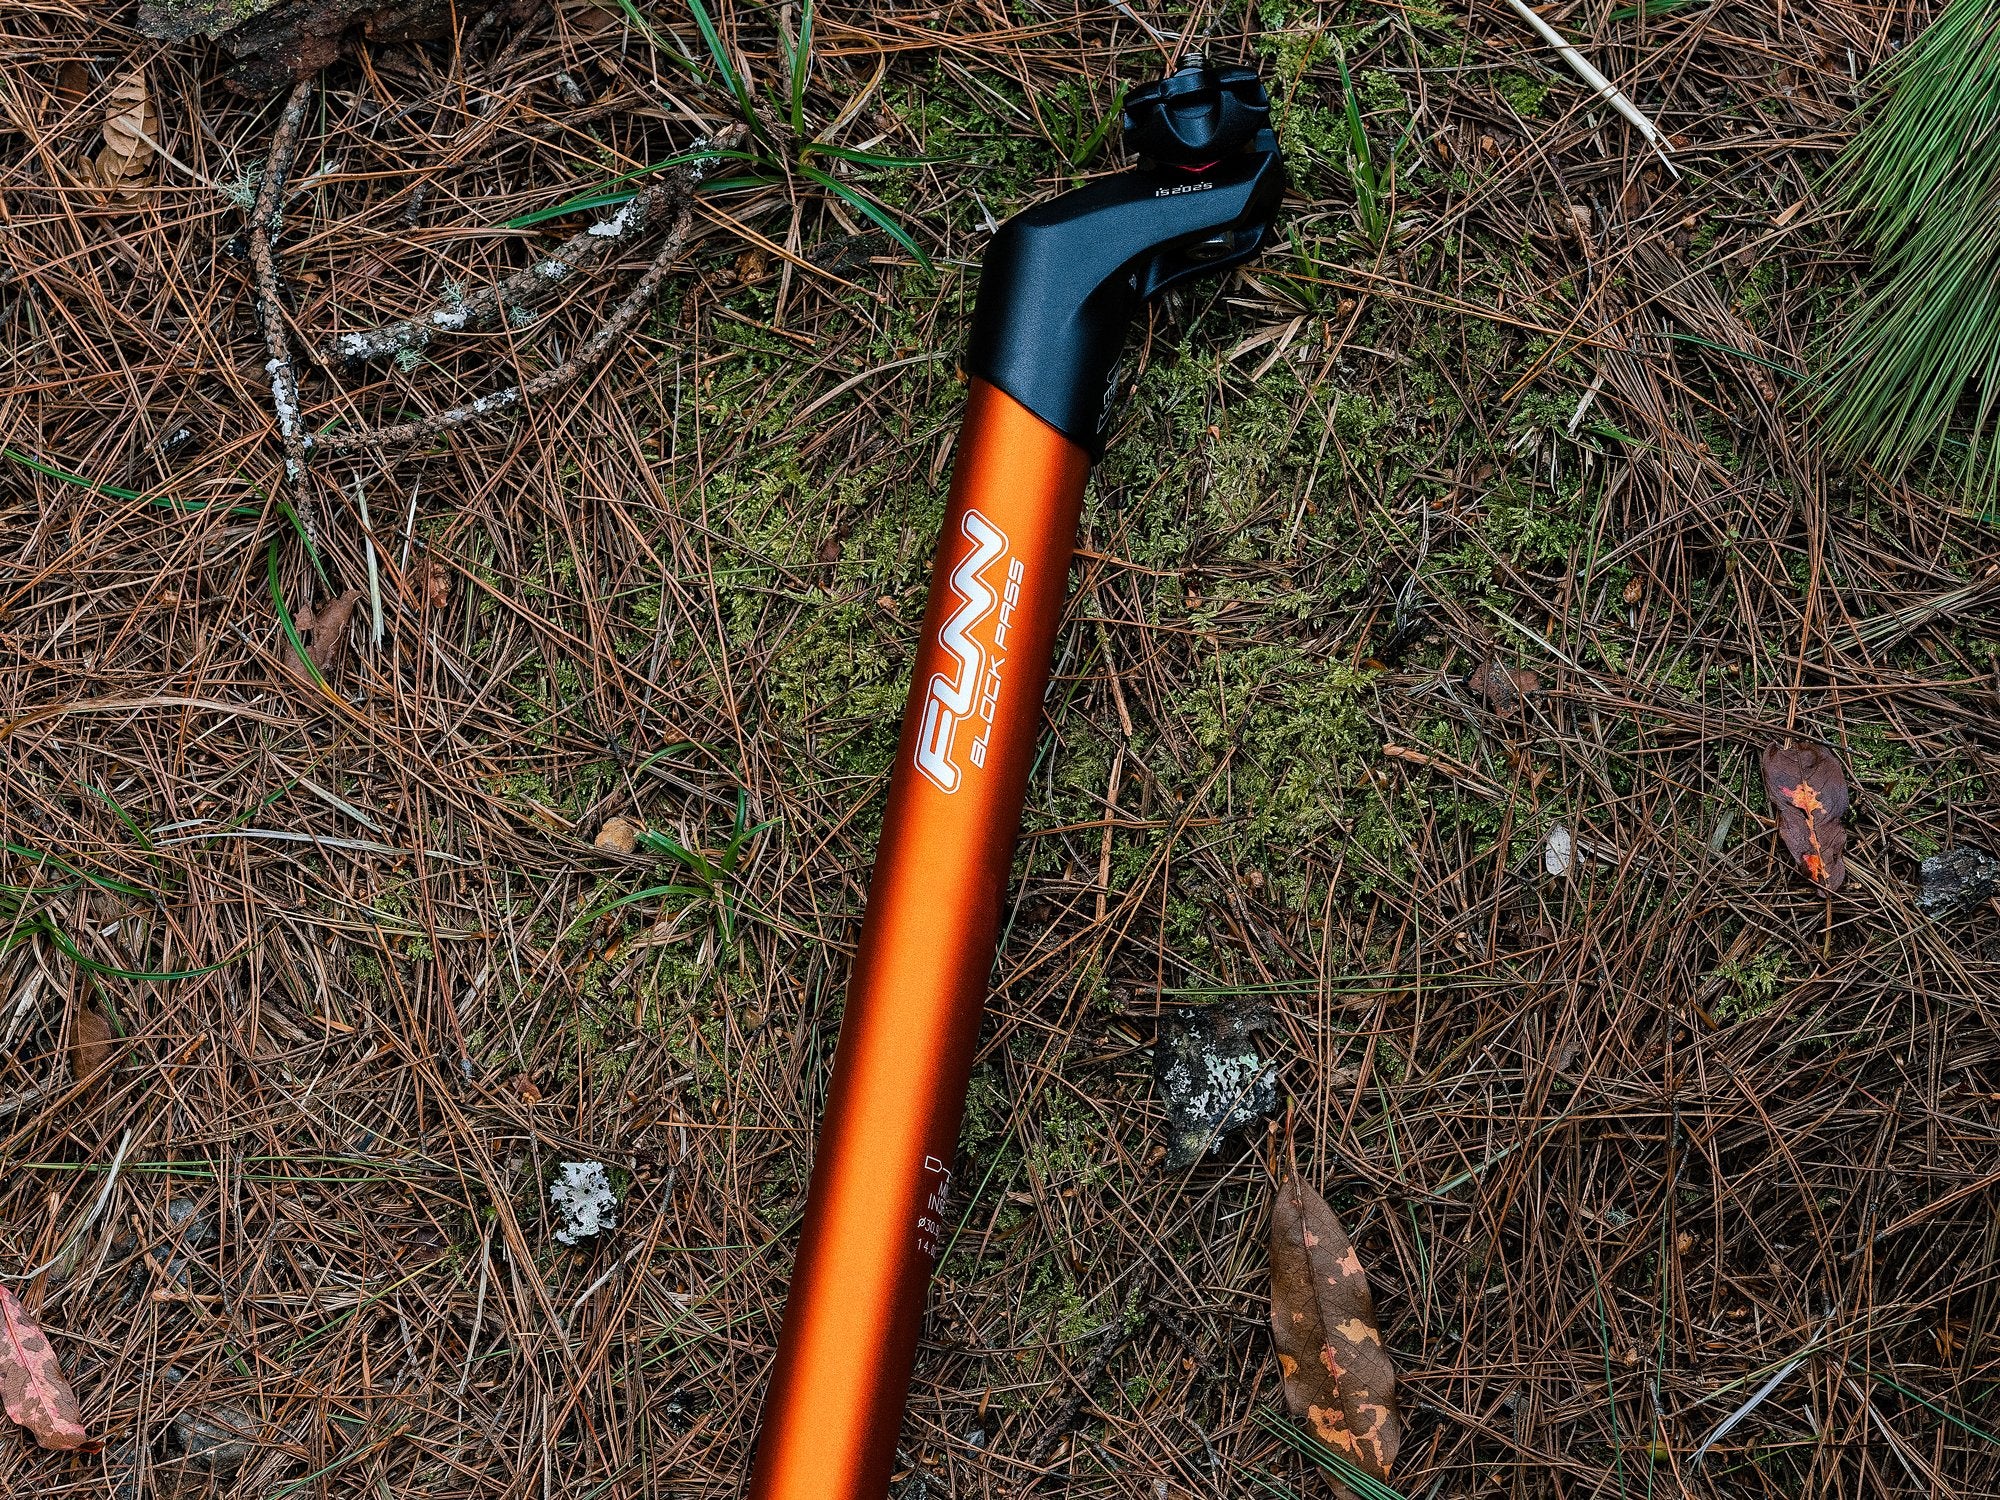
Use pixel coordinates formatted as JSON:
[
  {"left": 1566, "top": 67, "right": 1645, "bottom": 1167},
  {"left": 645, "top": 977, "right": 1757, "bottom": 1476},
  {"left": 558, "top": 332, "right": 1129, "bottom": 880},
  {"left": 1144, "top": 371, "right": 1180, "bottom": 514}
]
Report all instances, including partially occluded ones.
[
  {"left": 1918, "top": 846, "right": 2000, "bottom": 919},
  {"left": 1154, "top": 1005, "right": 1277, "bottom": 1169},
  {"left": 169, "top": 1404, "right": 263, "bottom": 1475}
]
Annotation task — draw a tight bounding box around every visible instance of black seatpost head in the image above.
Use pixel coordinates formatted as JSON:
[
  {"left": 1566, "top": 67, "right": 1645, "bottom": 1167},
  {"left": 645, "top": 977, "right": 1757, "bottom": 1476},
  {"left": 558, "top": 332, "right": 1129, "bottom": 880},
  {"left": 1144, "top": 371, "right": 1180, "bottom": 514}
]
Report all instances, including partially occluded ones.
[
  {"left": 962, "top": 57, "right": 1285, "bottom": 457},
  {"left": 1120, "top": 54, "right": 1273, "bottom": 167}
]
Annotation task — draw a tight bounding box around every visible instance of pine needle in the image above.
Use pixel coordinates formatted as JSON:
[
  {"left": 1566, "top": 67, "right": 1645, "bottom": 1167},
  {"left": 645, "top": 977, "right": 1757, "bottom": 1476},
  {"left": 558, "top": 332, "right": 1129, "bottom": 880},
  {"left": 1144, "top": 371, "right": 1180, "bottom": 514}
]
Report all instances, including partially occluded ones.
[{"left": 1819, "top": 0, "right": 2000, "bottom": 508}]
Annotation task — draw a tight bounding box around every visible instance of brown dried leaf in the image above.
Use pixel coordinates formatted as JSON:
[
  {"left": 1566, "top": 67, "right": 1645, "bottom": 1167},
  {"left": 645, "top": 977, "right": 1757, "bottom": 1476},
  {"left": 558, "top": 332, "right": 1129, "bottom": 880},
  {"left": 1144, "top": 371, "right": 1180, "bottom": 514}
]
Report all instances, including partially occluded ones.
[
  {"left": 56, "top": 61, "right": 90, "bottom": 103},
  {"left": 70, "top": 1003, "right": 115, "bottom": 1086},
  {"left": 0, "top": 1285, "right": 94, "bottom": 1452},
  {"left": 1761, "top": 742, "right": 1849, "bottom": 891},
  {"left": 88, "top": 71, "right": 157, "bottom": 202},
  {"left": 413, "top": 557, "right": 450, "bottom": 611},
  {"left": 294, "top": 589, "right": 362, "bottom": 674},
  {"left": 1270, "top": 1173, "right": 1400, "bottom": 1491},
  {"left": 1466, "top": 659, "right": 1541, "bottom": 710}
]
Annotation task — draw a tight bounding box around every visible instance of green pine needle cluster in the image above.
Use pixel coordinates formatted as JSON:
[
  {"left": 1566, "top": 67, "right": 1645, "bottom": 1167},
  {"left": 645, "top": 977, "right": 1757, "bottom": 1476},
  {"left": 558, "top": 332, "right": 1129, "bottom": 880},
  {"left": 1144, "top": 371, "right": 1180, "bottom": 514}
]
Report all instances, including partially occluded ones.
[{"left": 1820, "top": 0, "right": 2000, "bottom": 508}]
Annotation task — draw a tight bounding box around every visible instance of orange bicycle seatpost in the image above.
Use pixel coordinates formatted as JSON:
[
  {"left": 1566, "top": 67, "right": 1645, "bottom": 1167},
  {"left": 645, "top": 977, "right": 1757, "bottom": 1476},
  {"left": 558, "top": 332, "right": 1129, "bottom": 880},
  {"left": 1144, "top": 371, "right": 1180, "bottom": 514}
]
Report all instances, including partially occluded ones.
[{"left": 748, "top": 56, "right": 1284, "bottom": 1500}]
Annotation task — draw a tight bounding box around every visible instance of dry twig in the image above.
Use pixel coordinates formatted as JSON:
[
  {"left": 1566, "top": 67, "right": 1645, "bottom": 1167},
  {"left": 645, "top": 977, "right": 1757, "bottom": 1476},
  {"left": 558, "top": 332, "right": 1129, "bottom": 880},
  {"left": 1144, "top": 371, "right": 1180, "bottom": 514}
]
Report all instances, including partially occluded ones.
[
  {"left": 246, "top": 77, "right": 319, "bottom": 544},
  {"left": 318, "top": 198, "right": 696, "bottom": 452}
]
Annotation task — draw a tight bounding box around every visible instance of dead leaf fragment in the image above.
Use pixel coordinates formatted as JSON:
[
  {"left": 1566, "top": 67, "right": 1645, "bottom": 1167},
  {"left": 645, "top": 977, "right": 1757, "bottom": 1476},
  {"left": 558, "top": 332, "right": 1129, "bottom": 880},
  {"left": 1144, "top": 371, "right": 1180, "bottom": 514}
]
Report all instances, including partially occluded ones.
[
  {"left": 293, "top": 589, "right": 362, "bottom": 675},
  {"left": 86, "top": 71, "right": 157, "bottom": 202},
  {"left": 1761, "top": 742, "right": 1849, "bottom": 891},
  {"left": 1467, "top": 659, "right": 1542, "bottom": 711},
  {"left": 594, "top": 816, "right": 640, "bottom": 855},
  {"left": 0, "top": 1285, "right": 95, "bottom": 1452},
  {"left": 1271, "top": 1173, "right": 1400, "bottom": 1493},
  {"left": 412, "top": 556, "right": 450, "bottom": 611},
  {"left": 56, "top": 61, "right": 90, "bottom": 103},
  {"left": 70, "top": 1004, "right": 115, "bottom": 1086}
]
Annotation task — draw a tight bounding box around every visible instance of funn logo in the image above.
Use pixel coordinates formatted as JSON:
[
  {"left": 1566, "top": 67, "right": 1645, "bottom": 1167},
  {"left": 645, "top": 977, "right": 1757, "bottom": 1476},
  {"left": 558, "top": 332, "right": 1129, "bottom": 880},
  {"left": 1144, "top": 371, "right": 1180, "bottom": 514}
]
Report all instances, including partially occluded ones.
[{"left": 915, "top": 510, "right": 1012, "bottom": 793}]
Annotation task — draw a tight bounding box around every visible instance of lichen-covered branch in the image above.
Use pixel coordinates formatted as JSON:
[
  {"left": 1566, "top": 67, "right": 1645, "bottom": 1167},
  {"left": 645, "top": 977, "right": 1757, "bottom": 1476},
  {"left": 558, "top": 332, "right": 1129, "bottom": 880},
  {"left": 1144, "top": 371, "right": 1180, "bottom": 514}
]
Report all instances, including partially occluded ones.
[
  {"left": 318, "top": 136, "right": 733, "bottom": 368},
  {"left": 247, "top": 78, "right": 320, "bottom": 545},
  {"left": 318, "top": 201, "right": 695, "bottom": 453}
]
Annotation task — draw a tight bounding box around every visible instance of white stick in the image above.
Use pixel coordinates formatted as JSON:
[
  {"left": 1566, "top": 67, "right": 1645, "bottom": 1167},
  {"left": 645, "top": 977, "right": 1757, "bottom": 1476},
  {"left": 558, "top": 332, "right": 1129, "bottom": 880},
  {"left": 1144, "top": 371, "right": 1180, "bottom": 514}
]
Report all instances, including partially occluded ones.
[
  {"left": 354, "top": 475, "right": 384, "bottom": 648},
  {"left": 1688, "top": 1310, "right": 1835, "bottom": 1469},
  {"left": 2, "top": 1128, "right": 134, "bottom": 1283},
  {"left": 1498, "top": 0, "right": 1678, "bottom": 176}
]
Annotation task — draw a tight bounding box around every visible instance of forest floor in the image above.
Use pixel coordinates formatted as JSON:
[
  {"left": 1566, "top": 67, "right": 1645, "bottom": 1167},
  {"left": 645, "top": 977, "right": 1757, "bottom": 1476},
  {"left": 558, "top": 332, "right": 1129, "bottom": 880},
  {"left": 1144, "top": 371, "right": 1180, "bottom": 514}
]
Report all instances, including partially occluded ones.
[{"left": 2, "top": 1, "right": 1997, "bottom": 1496}]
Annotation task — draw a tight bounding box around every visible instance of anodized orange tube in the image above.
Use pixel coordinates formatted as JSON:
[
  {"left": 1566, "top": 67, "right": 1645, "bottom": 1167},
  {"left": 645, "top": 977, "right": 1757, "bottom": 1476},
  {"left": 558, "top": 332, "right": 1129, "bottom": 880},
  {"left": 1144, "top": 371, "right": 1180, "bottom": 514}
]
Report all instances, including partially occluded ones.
[{"left": 747, "top": 379, "right": 1090, "bottom": 1500}]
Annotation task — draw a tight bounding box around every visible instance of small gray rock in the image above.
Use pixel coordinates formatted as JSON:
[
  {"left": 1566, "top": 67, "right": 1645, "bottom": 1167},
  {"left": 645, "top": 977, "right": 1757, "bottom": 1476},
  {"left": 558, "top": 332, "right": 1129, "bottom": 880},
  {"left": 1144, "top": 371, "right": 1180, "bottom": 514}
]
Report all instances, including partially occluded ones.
[
  {"left": 104, "top": 1437, "right": 145, "bottom": 1500},
  {"left": 660, "top": 1384, "right": 712, "bottom": 1433},
  {"left": 165, "top": 1197, "right": 216, "bottom": 1250},
  {"left": 169, "top": 1403, "right": 261, "bottom": 1475},
  {"left": 1154, "top": 1006, "right": 1278, "bottom": 1169},
  {"left": 1918, "top": 847, "right": 2000, "bottom": 919}
]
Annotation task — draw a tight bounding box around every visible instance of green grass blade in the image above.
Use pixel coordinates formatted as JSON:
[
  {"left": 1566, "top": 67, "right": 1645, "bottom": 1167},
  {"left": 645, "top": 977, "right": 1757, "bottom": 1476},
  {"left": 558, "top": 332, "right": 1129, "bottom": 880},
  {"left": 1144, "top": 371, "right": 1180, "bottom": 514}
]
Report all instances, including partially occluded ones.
[
  {"left": 801, "top": 144, "right": 952, "bottom": 170},
  {"left": 796, "top": 163, "right": 930, "bottom": 269},
  {"left": 41, "top": 923, "right": 236, "bottom": 982},
  {"left": 1844, "top": 1360, "right": 2000, "bottom": 1449},
  {"left": 570, "top": 883, "right": 709, "bottom": 933},
  {"left": 82, "top": 782, "right": 157, "bottom": 852},
  {"left": 1336, "top": 51, "right": 1383, "bottom": 242},
  {"left": 503, "top": 148, "right": 755, "bottom": 228},
  {"left": 1254, "top": 1409, "right": 1407, "bottom": 1500},
  {"left": 267, "top": 539, "right": 329, "bottom": 689},
  {"left": 790, "top": 0, "right": 814, "bottom": 136},
  {"left": 3, "top": 446, "right": 263, "bottom": 518},
  {"left": 1071, "top": 83, "right": 1127, "bottom": 166},
  {"left": 5, "top": 842, "right": 152, "bottom": 899},
  {"left": 688, "top": 0, "right": 763, "bottom": 137}
]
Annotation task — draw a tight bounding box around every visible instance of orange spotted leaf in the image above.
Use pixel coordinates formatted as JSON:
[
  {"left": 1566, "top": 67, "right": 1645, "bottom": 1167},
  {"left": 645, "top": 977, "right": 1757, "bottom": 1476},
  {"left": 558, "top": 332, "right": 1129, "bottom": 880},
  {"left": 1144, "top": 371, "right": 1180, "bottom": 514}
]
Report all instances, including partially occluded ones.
[
  {"left": 1270, "top": 1173, "right": 1400, "bottom": 1495},
  {"left": 0, "top": 1285, "right": 94, "bottom": 1452},
  {"left": 1761, "top": 742, "right": 1850, "bottom": 892}
]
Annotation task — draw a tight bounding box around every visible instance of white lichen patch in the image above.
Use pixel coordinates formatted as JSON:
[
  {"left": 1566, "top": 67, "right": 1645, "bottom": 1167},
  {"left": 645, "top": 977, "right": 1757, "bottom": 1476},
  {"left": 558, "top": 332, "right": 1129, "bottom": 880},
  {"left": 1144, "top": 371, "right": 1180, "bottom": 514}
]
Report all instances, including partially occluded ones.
[
  {"left": 550, "top": 1160, "right": 618, "bottom": 1245},
  {"left": 586, "top": 200, "right": 639, "bottom": 239},
  {"left": 1154, "top": 1005, "right": 1278, "bottom": 1168},
  {"left": 264, "top": 357, "right": 302, "bottom": 441},
  {"left": 1162, "top": 1046, "right": 1268, "bottom": 1133},
  {"left": 1543, "top": 824, "right": 1573, "bottom": 876}
]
